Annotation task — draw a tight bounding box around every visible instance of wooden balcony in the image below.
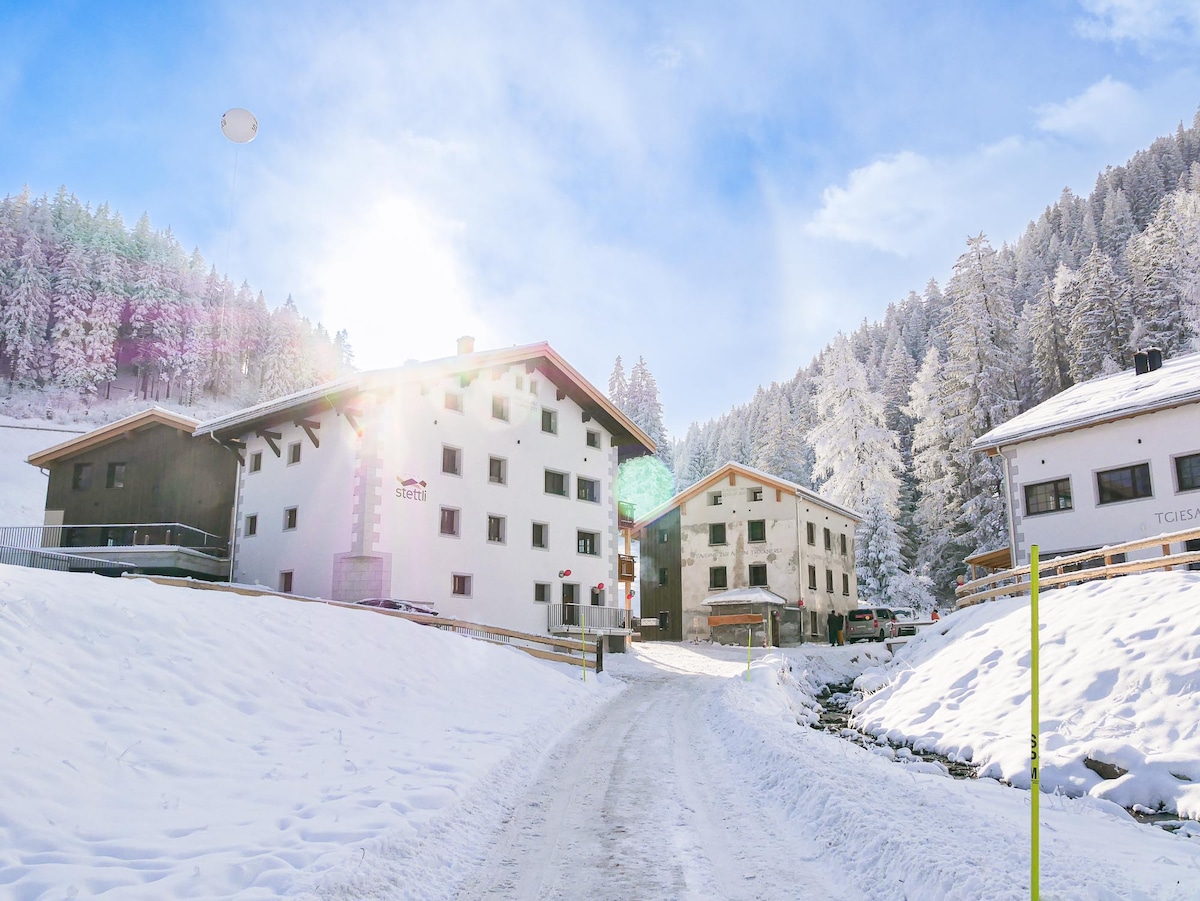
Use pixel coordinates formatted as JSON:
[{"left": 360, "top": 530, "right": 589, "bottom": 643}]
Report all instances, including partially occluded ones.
[
  {"left": 618, "top": 501, "right": 636, "bottom": 529},
  {"left": 618, "top": 554, "right": 636, "bottom": 581}
]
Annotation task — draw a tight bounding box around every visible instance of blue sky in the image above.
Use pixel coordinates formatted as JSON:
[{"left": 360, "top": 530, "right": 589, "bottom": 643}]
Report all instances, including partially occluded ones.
[{"left": 3, "top": 1, "right": 1200, "bottom": 433}]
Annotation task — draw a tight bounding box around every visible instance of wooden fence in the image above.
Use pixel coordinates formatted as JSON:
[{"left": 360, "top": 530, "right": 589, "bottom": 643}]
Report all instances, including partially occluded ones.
[
  {"left": 956, "top": 526, "right": 1200, "bottom": 608},
  {"left": 125, "top": 574, "right": 603, "bottom": 671}
]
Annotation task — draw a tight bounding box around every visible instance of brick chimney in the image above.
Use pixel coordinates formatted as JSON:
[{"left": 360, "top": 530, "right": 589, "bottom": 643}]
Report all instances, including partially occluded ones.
[{"left": 457, "top": 336, "right": 475, "bottom": 355}]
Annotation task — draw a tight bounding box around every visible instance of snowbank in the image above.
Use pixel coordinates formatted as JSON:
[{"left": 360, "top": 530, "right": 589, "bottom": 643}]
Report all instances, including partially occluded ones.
[{"left": 852, "top": 572, "right": 1200, "bottom": 819}]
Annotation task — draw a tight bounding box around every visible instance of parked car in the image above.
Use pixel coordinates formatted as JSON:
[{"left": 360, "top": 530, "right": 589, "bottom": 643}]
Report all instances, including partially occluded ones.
[
  {"left": 353, "top": 598, "right": 438, "bottom": 615},
  {"left": 886, "top": 608, "right": 918, "bottom": 638},
  {"left": 844, "top": 608, "right": 881, "bottom": 642}
]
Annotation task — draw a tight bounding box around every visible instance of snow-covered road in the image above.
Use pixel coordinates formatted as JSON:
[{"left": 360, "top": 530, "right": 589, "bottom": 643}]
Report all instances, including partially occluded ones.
[{"left": 457, "top": 645, "right": 855, "bottom": 901}]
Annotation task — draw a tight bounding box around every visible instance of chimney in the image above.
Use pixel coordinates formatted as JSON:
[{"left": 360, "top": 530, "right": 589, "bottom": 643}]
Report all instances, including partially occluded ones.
[
  {"left": 1134, "top": 351, "right": 1149, "bottom": 375},
  {"left": 457, "top": 336, "right": 475, "bottom": 355},
  {"left": 1147, "top": 347, "right": 1163, "bottom": 372}
]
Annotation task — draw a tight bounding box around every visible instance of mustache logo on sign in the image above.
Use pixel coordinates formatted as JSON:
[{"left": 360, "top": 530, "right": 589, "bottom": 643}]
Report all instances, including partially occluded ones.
[{"left": 396, "top": 477, "right": 428, "bottom": 500}]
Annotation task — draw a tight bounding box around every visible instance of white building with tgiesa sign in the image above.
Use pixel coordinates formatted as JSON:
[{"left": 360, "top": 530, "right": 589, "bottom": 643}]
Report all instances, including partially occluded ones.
[
  {"left": 973, "top": 348, "right": 1200, "bottom": 568},
  {"left": 194, "top": 339, "right": 653, "bottom": 638}
]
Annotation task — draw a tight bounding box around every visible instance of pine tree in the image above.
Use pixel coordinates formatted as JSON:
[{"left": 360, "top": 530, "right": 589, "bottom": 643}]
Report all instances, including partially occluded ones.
[
  {"left": 607, "top": 356, "right": 628, "bottom": 411},
  {"left": 856, "top": 494, "right": 905, "bottom": 606},
  {"left": 1026, "top": 273, "right": 1073, "bottom": 403},
  {"left": 1068, "top": 245, "right": 1131, "bottom": 381},
  {"left": 0, "top": 218, "right": 53, "bottom": 385},
  {"left": 626, "top": 356, "right": 671, "bottom": 467}
]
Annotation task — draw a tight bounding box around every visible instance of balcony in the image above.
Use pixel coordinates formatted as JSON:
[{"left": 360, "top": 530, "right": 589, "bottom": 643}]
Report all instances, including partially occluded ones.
[
  {"left": 0, "top": 523, "right": 230, "bottom": 580},
  {"left": 549, "top": 603, "right": 630, "bottom": 634},
  {"left": 618, "top": 554, "right": 636, "bottom": 581},
  {"left": 618, "top": 501, "right": 636, "bottom": 529}
]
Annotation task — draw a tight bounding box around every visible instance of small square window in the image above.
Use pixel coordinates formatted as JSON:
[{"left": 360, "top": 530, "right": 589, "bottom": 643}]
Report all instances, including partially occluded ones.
[
  {"left": 1096, "top": 463, "right": 1152, "bottom": 504},
  {"left": 806, "top": 522, "right": 815, "bottom": 546},
  {"left": 748, "top": 520, "right": 766, "bottom": 543},
  {"left": 577, "top": 530, "right": 599, "bottom": 555},
  {"left": 586, "top": 430, "right": 600, "bottom": 448},
  {"left": 1175, "top": 453, "right": 1200, "bottom": 492},
  {"left": 529, "top": 379, "right": 538, "bottom": 396},
  {"left": 440, "top": 507, "right": 460, "bottom": 537},
  {"left": 826, "top": 569, "right": 834, "bottom": 592},
  {"left": 658, "top": 567, "right": 668, "bottom": 587},
  {"left": 487, "top": 515, "right": 506, "bottom": 543},
  {"left": 279, "top": 571, "right": 293, "bottom": 593},
  {"left": 534, "top": 582, "right": 551, "bottom": 603},
  {"left": 545, "top": 469, "right": 567, "bottom": 496},
  {"left": 842, "top": 573, "right": 850, "bottom": 596},
  {"left": 288, "top": 442, "right": 301, "bottom": 465},
  {"left": 658, "top": 528, "right": 668, "bottom": 544},
  {"left": 542, "top": 408, "right": 558, "bottom": 434},
  {"left": 245, "top": 514, "right": 258, "bottom": 537},
  {"left": 249, "top": 451, "right": 262, "bottom": 473},
  {"left": 709, "top": 492, "right": 722, "bottom": 506},
  {"left": 749, "top": 563, "right": 767, "bottom": 587},
  {"left": 709, "top": 566, "right": 728, "bottom": 589},
  {"left": 489, "top": 456, "right": 507, "bottom": 485},
  {"left": 452, "top": 573, "right": 472, "bottom": 597},
  {"left": 749, "top": 487, "right": 763, "bottom": 502},
  {"left": 492, "top": 395, "right": 509, "bottom": 421},
  {"left": 106, "top": 462, "right": 126, "bottom": 489},
  {"left": 823, "top": 528, "right": 832, "bottom": 550},
  {"left": 72, "top": 462, "right": 93, "bottom": 490},
  {"left": 577, "top": 477, "right": 599, "bottom": 503},
  {"left": 1025, "top": 478, "right": 1073, "bottom": 515},
  {"left": 709, "top": 523, "right": 726, "bottom": 545},
  {"left": 532, "top": 522, "right": 548, "bottom": 549},
  {"left": 284, "top": 507, "right": 298, "bottom": 530},
  {"left": 808, "top": 565, "right": 817, "bottom": 590},
  {"left": 445, "top": 391, "right": 463, "bottom": 412},
  {"left": 839, "top": 533, "right": 848, "bottom": 556},
  {"left": 442, "top": 445, "right": 462, "bottom": 476}
]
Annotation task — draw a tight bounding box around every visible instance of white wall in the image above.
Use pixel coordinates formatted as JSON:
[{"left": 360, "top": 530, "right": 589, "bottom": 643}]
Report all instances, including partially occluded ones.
[{"left": 1005, "top": 404, "right": 1200, "bottom": 565}]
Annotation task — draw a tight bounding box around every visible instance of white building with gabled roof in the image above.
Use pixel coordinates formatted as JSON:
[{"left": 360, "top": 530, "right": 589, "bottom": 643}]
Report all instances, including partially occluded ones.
[
  {"left": 973, "top": 349, "right": 1200, "bottom": 568},
  {"left": 194, "top": 339, "right": 653, "bottom": 639}
]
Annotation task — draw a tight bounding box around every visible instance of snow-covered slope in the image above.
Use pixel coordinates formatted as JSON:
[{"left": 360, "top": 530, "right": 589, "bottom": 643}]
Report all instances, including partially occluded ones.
[
  {"left": 0, "top": 418, "right": 68, "bottom": 524},
  {"left": 853, "top": 572, "right": 1200, "bottom": 819}
]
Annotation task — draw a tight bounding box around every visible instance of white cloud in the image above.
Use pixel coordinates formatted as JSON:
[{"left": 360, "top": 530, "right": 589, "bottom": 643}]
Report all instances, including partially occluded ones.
[
  {"left": 1076, "top": 0, "right": 1200, "bottom": 44},
  {"left": 1035, "top": 76, "right": 1153, "bottom": 144}
]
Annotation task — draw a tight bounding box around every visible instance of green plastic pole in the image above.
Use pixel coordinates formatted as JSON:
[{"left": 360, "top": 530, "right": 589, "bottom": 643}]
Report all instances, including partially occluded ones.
[{"left": 1030, "top": 545, "right": 1040, "bottom": 901}]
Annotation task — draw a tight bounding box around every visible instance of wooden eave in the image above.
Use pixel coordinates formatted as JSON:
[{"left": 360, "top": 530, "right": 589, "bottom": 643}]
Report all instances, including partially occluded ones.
[
  {"left": 26, "top": 408, "right": 200, "bottom": 469},
  {"left": 201, "top": 386, "right": 363, "bottom": 443},
  {"left": 965, "top": 546, "right": 1012, "bottom": 571}
]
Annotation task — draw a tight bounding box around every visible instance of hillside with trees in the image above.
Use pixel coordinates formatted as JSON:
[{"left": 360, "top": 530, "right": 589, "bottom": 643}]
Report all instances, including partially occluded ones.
[
  {"left": 657, "top": 110, "right": 1200, "bottom": 602},
  {"left": 0, "top": 188, "right": 352, "bottom": 413}
]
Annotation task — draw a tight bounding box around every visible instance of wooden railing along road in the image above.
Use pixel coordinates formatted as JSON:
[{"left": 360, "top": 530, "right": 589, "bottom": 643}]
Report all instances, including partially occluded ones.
[{"left": 956, "top": 526, "right": 1200, "bottom": 608}]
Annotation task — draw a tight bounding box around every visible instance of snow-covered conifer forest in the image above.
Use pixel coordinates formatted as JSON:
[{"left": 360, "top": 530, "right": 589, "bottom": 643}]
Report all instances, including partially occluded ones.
[
  {"left": 0, "top": 188, "right": 353, "bottom": 411},
  {"left": 622, "top": 112, "right": 1200, "bottom": 602}
]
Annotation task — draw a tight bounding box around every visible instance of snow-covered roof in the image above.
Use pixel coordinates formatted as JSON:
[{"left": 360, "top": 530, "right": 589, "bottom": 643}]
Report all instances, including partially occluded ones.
[
  {"left": 704, "top": 586, "right": 790, "bottom": 607},
  {"left": 26, "top": 407, "right": 199, "bottom": 468},
  {"left": 193, "top": 341, "right": 654, "bottom": 454},
  {"left": 973, "top": 350, "right": 1200, "bottom": 452}
]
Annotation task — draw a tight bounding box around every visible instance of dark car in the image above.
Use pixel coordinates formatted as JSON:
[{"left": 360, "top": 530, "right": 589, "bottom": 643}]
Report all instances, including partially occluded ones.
[{"left": 353, "top": 598, "right": 438, "bottom": 615}]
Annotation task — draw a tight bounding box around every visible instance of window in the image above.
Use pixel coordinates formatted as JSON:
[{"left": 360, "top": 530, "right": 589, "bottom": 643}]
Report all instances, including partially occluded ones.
[
  {"left": 532, "top": 522, "right": 548, "bottom": 549},
  {"left": 106, "top": 462, "right": 126, "bottom": 489},
  {"left": 444, "top": 391, "right": 463, "bottom": 412},
  {"left": 279, "top": 571, "right": 293, "bottom": 593},
  {"left": 577, "top": 530, "right": 599, "bottom": 555},
  {"left": 515, "top": 375, "right": 524, "bottom": 390},
  {"left": 839, "top": 533, "right": 847, "bottom": 556},
  {"left": 842, "top": 573, "right": 850, "bottom": 596},
  {"left": 245, "top": 514, "right": 258, "bottom": 537},
  {"left": 545, "top": 469, "right": 568, "bottom": 496},
  {"left": 287, "top": 442, "right": 301, "bottom": 465},
  {"left": 284, "top": 507, "right": 298, "bottom": 531},
  {"left": 709, "top": 566, "right": 728, "bottom": 589},
  {"left": 586, "top": 430, "right": 601, "bottom": 448},
  {"left": 806, "top": 522, "right": 815, "bottom": 545},
  {"left": 442, "top": 445, "right": 462, "bottom": 476},
  {"left": 452, "top": 574, "right": 472, "bottom": 597},
  {"left": 487, "top": 515, "right": 506, "bottom": 543},
  {"left": 826, "top": 569, "right": 834, "bottom": 592},
  {"left": 492, "top": 395, "right": 509, "bottom": 421},
  {"left": 541, "top": 408, "right": 557, "bottom": 434},
  {"left": 577, "top": 477, "right": 599, "bottom": 503},
  {"left": 488, "top": 456, "right": 507, "bottom": 485},
  {"left": 749, "top": 487, "right": 763, "bottom": 502},
  {"left": 1175, "top": 453, "right": 1200, "bottom": 492},
  {"left": 658, "top": 567, "right": 668, "bottom": 587},
  {"left": 1097, "top": 463, "right": 1152, "bottom": 504},
  {"left": 823, "top": 528, "right": 832, "bottom": 550},
  {"left": 807, "top": 565, "right": 817, "bottom": 590},
  {"left": 249, "top": 451, "right": 262, "bottom": 473},
  {"left": 72, "top": 463, "right": 92, "bottom": 490},
  {"left": 748, "top": 520, "right": 766, "bottom": 543},
  {"left": 1025, "top": 478, "right": 1073, "bottom": 515},
  {"left": 440, "top": 507, "right": 460, "bottom": 537},
  {"left": 658, "top": 528, "right": 668, "bottom": 544},
  {"left": 529, "top": 379, "right": 538, "bottom": 396},
  {"left": 709, "top": 492, "right": 723, "bottom": 506},
  {"left": 709, "top": 523, "right": 726, "bottom": 545},
  {"left": 749, "top": 563, "right": 767, "bottom": 587},
  {"left": 534, "top": 582, "right": 551, "bottom": 603},
  {"left": 1187, "top": 538, "right": 1200, "bottom": 572}
]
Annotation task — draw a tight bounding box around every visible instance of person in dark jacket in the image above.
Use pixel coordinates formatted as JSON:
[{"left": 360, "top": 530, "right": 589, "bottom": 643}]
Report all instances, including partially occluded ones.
[{"left": 826, "top": 610, "right": 837, "bottom": 645}]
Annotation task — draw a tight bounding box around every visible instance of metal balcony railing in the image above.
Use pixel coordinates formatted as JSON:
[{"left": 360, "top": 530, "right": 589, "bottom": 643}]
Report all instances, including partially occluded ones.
[
  {"left": 0, "top": 523, "right": 228, "bottom": 557},
  {"left": 0, "top": 545, "right": 138, "bottom": 575},
  {"left": 548, "top": 603, "right": 630, "bottom": 633}
]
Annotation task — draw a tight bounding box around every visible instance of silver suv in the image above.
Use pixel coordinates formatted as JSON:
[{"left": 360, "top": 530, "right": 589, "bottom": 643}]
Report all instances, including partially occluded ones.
[{"left": 844, "top": 608, "right": 882, "bottom": 642}]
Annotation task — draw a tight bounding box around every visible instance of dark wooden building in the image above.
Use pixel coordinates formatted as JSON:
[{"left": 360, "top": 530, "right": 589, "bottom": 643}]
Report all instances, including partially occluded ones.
[{"left": 24, "top": 408, "right": 237, "bottom": 578}]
